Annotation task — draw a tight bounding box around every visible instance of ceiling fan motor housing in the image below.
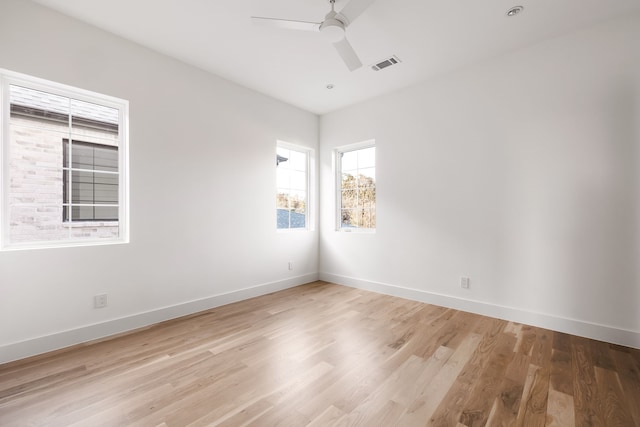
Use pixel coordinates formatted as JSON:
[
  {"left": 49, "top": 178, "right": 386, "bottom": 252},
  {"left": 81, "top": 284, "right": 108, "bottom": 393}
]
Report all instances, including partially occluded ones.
[{"left": 320, "top": 11, "right": 346, "bottom": 42}]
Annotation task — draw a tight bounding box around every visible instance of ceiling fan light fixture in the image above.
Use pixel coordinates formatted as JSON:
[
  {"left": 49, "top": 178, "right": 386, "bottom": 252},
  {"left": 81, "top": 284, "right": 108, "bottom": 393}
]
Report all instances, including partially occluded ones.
[{"left": 320, "top": 18, "right": 346, "bottom": 43}]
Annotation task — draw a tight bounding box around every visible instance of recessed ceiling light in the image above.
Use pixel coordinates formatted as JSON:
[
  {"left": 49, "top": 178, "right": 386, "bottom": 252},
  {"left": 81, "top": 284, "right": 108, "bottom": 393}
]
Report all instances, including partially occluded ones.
[
  {"left": 326, "top": 84, "right": 334, "bottom": 90},
  {"left": 506, "top": 6, "right": 524, "bottom": 17}
]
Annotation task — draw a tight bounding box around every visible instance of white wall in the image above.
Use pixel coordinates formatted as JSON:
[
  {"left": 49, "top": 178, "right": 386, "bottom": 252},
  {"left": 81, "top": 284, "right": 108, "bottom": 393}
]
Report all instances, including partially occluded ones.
[
  {"left": 319, "top": 13, "right": 640, "bottom": 348},
  {"left": 0, "top": 0, "right": 318, "bottom": 363}
]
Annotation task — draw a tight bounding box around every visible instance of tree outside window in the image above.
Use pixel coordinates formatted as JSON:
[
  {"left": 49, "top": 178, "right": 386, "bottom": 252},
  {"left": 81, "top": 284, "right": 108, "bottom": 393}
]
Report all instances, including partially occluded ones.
[{"left": 338, "top": 144, "right": 375, "bottom": 230}]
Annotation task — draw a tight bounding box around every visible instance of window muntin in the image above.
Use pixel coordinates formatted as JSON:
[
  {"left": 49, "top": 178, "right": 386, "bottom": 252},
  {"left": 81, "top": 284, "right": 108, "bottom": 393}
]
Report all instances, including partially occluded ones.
[
  {"left": 337, "top": 143, "right": 376, "bottom": 230},
  {"left": 1, "top": 70, "right": 128, "bottom": 249},
  {"left": 276, "top": 142, "right": 309, "bottom": 230}
]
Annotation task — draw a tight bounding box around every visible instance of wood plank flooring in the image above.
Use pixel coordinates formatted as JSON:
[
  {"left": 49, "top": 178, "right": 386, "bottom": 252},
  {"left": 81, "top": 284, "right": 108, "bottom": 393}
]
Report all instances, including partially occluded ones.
[{"left": 1, "top": 281, "right": 639, "bottom": 426}]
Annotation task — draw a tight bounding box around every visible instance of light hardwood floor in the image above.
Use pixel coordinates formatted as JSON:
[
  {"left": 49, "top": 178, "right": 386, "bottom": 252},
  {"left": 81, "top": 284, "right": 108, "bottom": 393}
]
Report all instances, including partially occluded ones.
[{"left": 1, "top": 281, "right": 639, "bottom": 426}]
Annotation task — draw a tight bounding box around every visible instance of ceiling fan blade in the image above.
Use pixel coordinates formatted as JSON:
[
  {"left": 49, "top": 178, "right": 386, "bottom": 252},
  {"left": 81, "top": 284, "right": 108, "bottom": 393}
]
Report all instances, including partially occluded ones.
[
  {"left": 333, "top": 37, "right": 362, "bottom": 71},
  {"left": 251, "top": 17, "right": 320, "bottom": 32},
  {"left": 337, "top": 0, "right": 377, "bottom": 25}
]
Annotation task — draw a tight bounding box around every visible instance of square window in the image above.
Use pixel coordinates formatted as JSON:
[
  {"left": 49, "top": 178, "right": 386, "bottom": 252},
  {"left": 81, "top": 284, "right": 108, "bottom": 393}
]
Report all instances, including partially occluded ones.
[{"left": 1, "top": 70, "right": 129, "bottom": 249}]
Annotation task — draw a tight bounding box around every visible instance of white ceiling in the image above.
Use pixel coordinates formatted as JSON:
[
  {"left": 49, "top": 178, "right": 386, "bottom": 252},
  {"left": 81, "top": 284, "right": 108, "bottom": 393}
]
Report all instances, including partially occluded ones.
[{"left": 30, "top": 0, "right": 640, "bottom": 115}]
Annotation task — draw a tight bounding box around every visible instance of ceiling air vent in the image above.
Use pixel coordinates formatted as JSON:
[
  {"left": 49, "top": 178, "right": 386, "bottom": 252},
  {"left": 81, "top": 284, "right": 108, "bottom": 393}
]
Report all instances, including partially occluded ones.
[{"left": 371, "top": 55, "right": 401, "bottom": 71}]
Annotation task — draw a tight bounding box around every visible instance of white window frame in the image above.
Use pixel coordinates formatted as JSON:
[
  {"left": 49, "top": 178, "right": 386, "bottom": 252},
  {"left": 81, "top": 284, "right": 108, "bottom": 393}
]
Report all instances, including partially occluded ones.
[
  {"left": 0, "top": 69, "right": 129, "bottom": 250},
  {"left": 276, "top": 140, "right": 314, "bottom": 232},
  {"left": 335, "top": 140, "right": 376, "bottom": 232}
]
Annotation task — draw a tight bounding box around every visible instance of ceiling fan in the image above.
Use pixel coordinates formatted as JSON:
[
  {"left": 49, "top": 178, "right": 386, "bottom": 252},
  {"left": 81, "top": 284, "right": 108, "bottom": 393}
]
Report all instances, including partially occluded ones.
[{"left": 251, "top": 0, "right": 377, "bottom": 71}]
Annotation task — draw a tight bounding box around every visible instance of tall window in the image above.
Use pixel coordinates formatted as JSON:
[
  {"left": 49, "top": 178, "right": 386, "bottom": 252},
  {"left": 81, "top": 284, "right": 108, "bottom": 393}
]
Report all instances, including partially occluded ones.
[
  {"left": 1, "top": 69, "right": 129, "bottom": 249},
  {"left": 276, "top": 142, "right": 309, "bottom": 229},
  {"left": 337, "top": 142, "right": 376, "bottom": 230}
]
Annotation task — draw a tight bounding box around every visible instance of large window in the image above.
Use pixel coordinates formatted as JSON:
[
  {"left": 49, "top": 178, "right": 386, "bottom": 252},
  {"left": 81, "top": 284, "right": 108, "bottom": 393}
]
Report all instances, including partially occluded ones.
[
  {"left": 337, "top": 142, "right": 376, "bottom": 230},
  {"left": 1, "top": 69, "right": 129, "bottom": 250},
  {"left": 276, "top": 141, "right": 309, "bottom": 230}
]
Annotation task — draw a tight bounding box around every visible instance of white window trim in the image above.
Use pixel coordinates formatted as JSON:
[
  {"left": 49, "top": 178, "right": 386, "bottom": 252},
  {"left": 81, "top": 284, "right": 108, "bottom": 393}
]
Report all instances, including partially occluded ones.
[
  {"left": 335, "top": 140, "right": 376, "bottom": 233},
  {"left": 276, "top": 140, "right": 314, "bottom": 232},
  {"left": 0, "top": 68, "right": 130, "bottom": 251}
]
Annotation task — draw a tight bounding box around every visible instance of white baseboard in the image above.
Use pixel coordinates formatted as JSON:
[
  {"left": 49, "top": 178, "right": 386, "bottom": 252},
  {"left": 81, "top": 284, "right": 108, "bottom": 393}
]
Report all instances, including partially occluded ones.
[
  {"left": 320, "top": 272, "right": 640, "bottom": 350},
  {"left": 0, "top": 273, "right": 318, "bottom": 364},
  {"left": 4, "top": 271, "right": 636, "bottom": 364}
]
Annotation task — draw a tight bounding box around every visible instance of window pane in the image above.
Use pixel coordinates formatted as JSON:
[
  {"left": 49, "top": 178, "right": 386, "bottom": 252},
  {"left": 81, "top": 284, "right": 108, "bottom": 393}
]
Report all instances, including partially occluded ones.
[
  {"left": 94, "top": 173, "right": 118, "bottom": 203},
  {"left": 277, "top": 208, "right": 306, "bottom": 229},
  {"left": 65, "top": 140, "right": 118, "bottom": 172},
  {"left": 341, "top": 189, "right": 358, "bottom": 209},
  {"left": 290, "top": 170, "right": 306, "bottom": 191},
  {"left": 71, "top": 98, "right": 119, "bottom": 137},
  {"left": 277, "top": 167, "right": 290, "bottom": 189},
  {"left": 10, "top": 85, "right": 70, "bottom": 122},
  {"left": 10, "top": 205, "right": 66, "bottom": 243},
  {"left": 276, "top": 192, "right": 290, "bottom": 209},
  {"left": 93, "top": 146, "right": 118, "bottom": 172},
  {"left": 276, "top": 147, "right": 290, "bottom": 159},
  {"left": 341, "top": 151, "right": 358, "bottom": 172},
  {"left": 289, "top": 212, "right": 306, "bottom": 228},
  {"left": 338, "top": 144, "right": 375, "bottom": 230},
  {"left": 289, "top": 150, "right": 307, "bottom": 171},
  {"left": 277, "top": 209, "right": 290, "bottom": 229},
  {"left": 357, "top": 147, "right": 376, "bottom": 168},
  {"left": 358, "top": 188, "right": 375, "bottom": 210},
  {"left": 341, "top": 209, "right": 357, "bottom": 228},
  {"left": 289, "top": 190, "right": 306, "bottom": 214},
  {"left": 93, "top": 206, "right": 119, "bottom": 221},
  {"left": 342, "top": 173, "right": 357, "bottom": 189},
  {"left": 69, "top": 171, "right": 118, "bottom": 205},
  {"left": 276, "top": 143, "right": 309, "bottom": 230},
  {"left": 72, "top": 206, "right": 96, "bottom": 221},
  {"left": 72, "top": 182, "right": 95, "bottom": 203},
  {"left": 71, "top": 143, "right": 95, "bottom": 169},
  {"left": 358, "top": 167, "right": 375, "bottom": 182},
  {"left": 357, "top": 209, "right": 375, "bottom": 229}
]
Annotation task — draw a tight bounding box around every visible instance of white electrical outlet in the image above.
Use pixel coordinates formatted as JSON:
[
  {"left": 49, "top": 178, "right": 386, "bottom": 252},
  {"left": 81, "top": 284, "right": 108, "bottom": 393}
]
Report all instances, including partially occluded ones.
[
  {"left": 94, "top": 294, "right": 108, "bottom": 308},
  {"left": 288, "top": 261, "right": 294, "bottom": 271},
  {"left": 460, "top": 277, "right": 470, "bottom": 289}
]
